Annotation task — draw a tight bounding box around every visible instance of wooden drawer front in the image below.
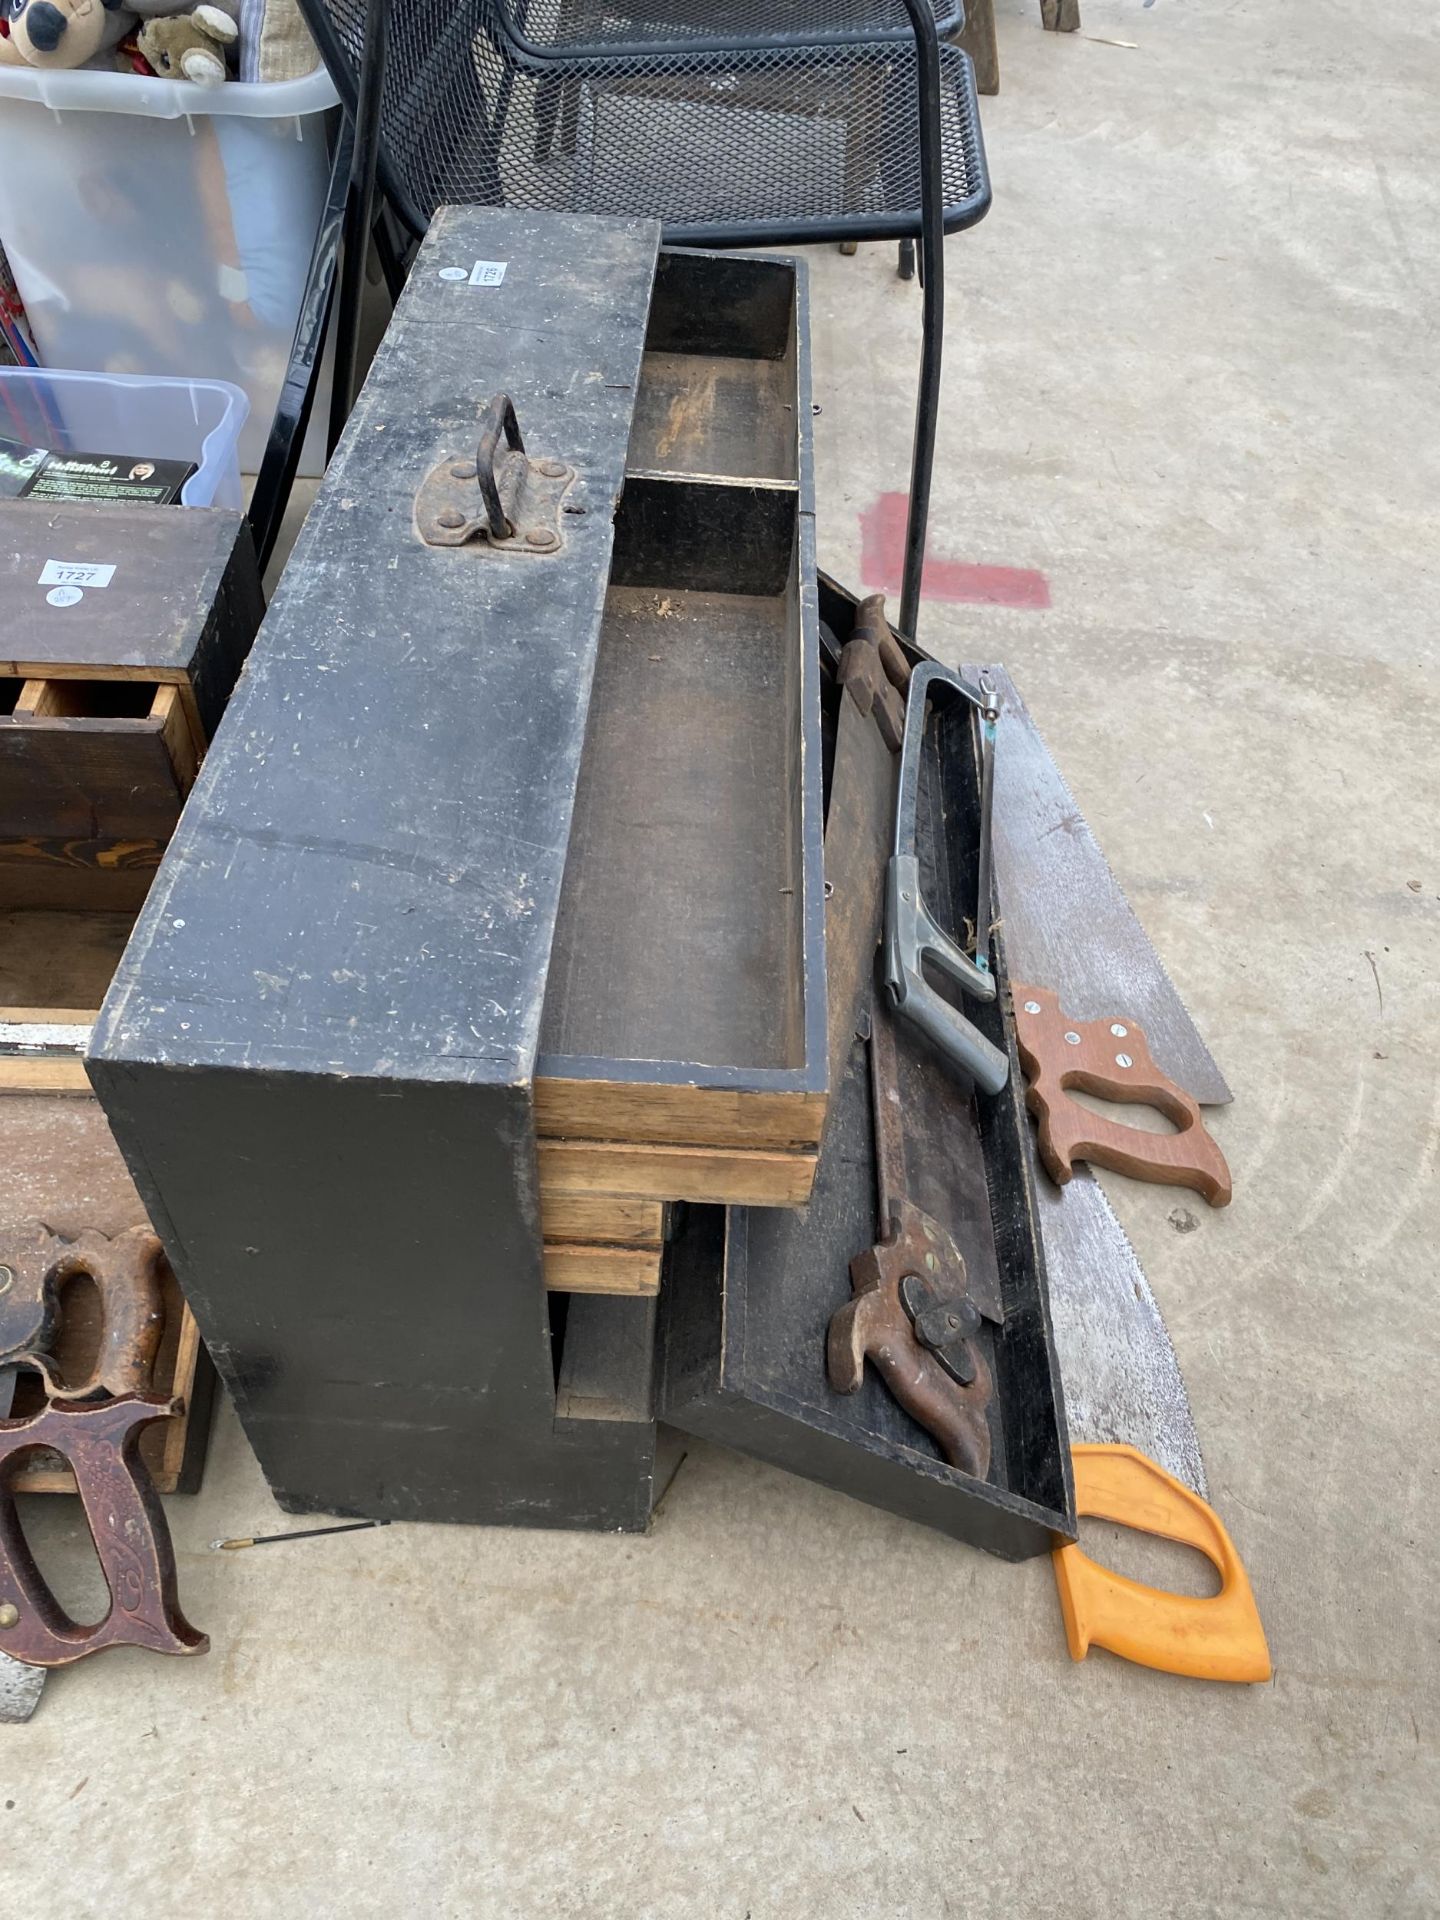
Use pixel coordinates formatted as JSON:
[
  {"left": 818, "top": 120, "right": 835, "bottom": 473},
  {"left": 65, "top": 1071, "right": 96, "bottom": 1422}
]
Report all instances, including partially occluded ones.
[
  {"left": 540, "top": 1191, "right": 664, "bottom": 1247},
  {"left": 543, "top": 1245, "right": 661, "bottom": 1297},
  {"left": 0, "top": 677, "right": 197, "bottom": 910}
]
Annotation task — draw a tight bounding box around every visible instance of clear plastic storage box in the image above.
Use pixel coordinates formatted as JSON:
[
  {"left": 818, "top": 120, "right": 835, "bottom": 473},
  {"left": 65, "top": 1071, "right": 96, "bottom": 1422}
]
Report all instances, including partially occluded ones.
[
  {"left": 0, "top": 366, "right": 249, "bottom": 507},
  {"left": 0, "top": 64, "right": 336, "bottom": 475}
]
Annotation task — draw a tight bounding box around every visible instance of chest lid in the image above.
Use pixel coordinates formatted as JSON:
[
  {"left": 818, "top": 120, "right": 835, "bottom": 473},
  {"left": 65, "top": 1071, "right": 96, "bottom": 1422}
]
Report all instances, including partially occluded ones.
[{"left": 92, "top": 208, "right": 662, "bottom": 1093}]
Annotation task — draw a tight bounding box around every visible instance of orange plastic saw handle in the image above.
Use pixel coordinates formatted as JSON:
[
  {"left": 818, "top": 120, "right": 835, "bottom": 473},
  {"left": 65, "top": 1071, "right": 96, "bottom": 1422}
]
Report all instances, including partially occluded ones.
[{"left": 1053, "top": 1444, "right": 1271, "bottom": 1684}]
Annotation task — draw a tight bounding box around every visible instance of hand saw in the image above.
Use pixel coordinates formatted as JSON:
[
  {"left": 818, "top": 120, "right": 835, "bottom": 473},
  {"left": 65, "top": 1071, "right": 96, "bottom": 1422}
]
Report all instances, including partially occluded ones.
[
  {"left": 969, "top": 663, "right": 1266, "bottom": 1681},
  {"left": 973, "top": 664, "right": 1231, "bottom": 1108},
  {"left": 1035, "top": 1162, "right": 1269, "bottom": 1683}
]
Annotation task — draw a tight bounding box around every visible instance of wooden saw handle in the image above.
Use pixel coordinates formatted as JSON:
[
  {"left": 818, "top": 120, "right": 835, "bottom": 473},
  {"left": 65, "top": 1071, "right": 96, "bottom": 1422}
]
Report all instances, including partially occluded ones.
[
  {"left": 1012, "top": 985, "right": 1232, "bottom": 1207},
  {"left": 1052, "top": 1445, "right": 1270, "bottom": 1684}
]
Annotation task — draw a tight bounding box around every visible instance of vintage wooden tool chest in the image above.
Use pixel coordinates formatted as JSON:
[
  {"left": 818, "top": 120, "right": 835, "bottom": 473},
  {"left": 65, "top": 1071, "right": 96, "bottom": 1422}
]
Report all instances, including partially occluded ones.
[
  {"left": 90, "top": 209, "right": 826, "bottom": 1526},
  {"left": 1, "top": 501, "right": 262, "bottom": 1491}
]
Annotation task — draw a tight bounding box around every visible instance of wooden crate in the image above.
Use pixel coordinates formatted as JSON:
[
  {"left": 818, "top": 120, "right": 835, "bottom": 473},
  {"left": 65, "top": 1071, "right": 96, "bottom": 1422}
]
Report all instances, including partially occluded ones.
[{"left": 0, "top": 503, "right": 259, "bottom": 1487}]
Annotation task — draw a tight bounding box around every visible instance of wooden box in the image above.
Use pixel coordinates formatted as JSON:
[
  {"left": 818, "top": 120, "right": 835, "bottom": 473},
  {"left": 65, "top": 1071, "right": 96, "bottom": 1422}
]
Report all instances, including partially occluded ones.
[
  {"left": 91, "top": 211, "right": 825, "bottom": 1526},
  {"left": 1, "top": 503, "right": 260, "bottom": 1491}
]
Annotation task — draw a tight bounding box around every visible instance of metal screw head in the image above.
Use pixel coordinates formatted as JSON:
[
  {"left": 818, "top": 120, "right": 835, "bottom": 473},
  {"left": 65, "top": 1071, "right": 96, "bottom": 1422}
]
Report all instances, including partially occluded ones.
[
  {"left": 536, "top": 458, "right": 568, "bottom": 479},
  {"left": 0, "top": 1265, "right": 11, "bottom": 1297},
  {"left": 435, "top": 508, "right": 465, "bottom": 530},
  {"left": 1110, "top": 1023, "right": 1128, "bottom": 1038},
  {"left": 525, "top": 528, "right": 559, "bottom": 551},
  {"left": 0, "top": 1603, "right": 17, "bottom": 1630},
  {"left": 1023, "top": 1000, "right": 1041, "bottom": 1015},
  {"left": 1115, "top": 1052, "right": 1133, "bottom": 1069},
  {"left": 449, "top": 461, "right": 477, "bottom": 480},
  {"left": 1064, "top": 1031, "right": 1082, "bottom": 1046}
]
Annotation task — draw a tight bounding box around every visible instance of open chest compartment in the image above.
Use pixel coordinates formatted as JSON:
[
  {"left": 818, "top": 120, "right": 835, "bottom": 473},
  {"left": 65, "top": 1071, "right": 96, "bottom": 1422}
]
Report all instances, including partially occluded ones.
[
  {"left": 657, "top": 579, "right": 1076, "bottom": 1558},
  {"left": 535, "top": 245, "right": 828, "bottom": 1211}
]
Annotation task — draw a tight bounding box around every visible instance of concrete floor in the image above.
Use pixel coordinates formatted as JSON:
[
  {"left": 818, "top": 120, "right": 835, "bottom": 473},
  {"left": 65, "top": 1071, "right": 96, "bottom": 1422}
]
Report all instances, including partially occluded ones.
[{"left": 6, "top": 1, "right": 1438, "bottom": 1911}]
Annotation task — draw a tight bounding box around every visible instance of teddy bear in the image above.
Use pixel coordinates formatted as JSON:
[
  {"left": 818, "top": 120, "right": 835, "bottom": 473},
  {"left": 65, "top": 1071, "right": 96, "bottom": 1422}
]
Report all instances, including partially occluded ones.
[
  {"left": 136, "top": 0, "right": 238, "bottom": 83},
  {"left": 0, "top": 0, "right": 137, "bottom": 69}
]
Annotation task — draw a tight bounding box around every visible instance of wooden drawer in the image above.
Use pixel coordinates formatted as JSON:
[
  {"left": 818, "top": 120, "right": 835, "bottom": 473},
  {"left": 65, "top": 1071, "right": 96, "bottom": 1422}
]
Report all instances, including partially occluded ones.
[
  {"left": 535, "top": 249, "right": 827, "bottom": 1197},
  {"left": 0, "top": 676, "right": 197, "bottom": 910},
  {"left": 0, "top": 502, "right": 259, "bottom": 912}
]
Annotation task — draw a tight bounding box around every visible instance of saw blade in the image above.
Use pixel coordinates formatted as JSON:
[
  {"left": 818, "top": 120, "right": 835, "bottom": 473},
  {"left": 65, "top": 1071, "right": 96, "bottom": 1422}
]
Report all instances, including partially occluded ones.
[
  {"left": 968, "top": 664, "right": 1232, "bottom": 1107},
  {"left": 1034, "top": 1154, "right": 1207, "bottom": 1498},
  {"left": 0, "top": 1651, "right": 44, "bottom": 1724}
]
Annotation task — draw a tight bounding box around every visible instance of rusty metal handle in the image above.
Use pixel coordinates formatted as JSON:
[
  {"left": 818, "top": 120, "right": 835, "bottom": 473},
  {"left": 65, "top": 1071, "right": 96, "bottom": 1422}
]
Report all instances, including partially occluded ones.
[{"left": 475, "top": 393, "right": 524, "bottom": 541}]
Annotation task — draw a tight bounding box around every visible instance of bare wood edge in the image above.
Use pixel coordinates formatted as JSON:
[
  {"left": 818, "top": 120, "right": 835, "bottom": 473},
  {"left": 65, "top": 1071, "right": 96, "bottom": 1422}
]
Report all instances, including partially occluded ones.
[
  {"left": 151, "top": 682, "right": 202, "bottom": 790},
  {"left": 1, "top": 665, "right": 207, "bottom": 767},
  {"left": 158, "top": 1303, "right": 203, "bottom": 1485},
  {"left": 540, "top": 1191, "right": 664, "bottom": 1247},
  {"left": 534, "top": 1075, "right": 826, "bottom": 1150},
  {"left": 543, "top": 1244, "right": 662, "bottom": 1297},
  {"left": 0, "top": 1056, "right": 93, "bottom": 1094},
  {"left": 538, "top": 1138, "right": 816, "bottom": 1207}
]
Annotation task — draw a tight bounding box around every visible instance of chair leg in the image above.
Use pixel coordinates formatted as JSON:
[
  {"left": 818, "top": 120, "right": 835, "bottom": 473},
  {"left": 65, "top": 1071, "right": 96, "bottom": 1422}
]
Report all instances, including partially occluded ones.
[
  {"left": 897, "top": 238, "right": 915, "bottom": 280},
  {"left": 896, "top": 0, "right": 946, "bottom": 641},
  {"left": 1041, "top": 0, "right": 1081, "bottom": 31},
  {"left": 956, "top": 0, "right": 999, "bottom": 93}
]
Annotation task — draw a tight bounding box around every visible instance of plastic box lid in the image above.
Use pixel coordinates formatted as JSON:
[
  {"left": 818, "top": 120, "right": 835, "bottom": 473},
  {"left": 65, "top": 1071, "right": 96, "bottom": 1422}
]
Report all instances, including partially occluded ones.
[
  {"left": 0, "top": 63, "right": 336, "bottom": 120},
  {"left": 0, "top": 367, "right": 250, "bottom": 507}
]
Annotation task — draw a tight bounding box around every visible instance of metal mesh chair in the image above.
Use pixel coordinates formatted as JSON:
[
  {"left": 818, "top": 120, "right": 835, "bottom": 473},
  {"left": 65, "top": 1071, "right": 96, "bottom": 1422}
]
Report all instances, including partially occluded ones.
[
  {"left": 303, "top": 0, "right": 988, "bottom": 247},
  {"left": 252, "top": 0, "right": 991, "bottom": 637}
]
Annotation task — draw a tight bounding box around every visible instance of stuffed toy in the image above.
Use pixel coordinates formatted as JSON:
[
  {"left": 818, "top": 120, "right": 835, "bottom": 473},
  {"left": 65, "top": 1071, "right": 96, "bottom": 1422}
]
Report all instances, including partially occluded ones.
[
  {"left": 136, "top": 0, "right": 237, "bottom": 83},
  {"left": 0, "top": 0, "right": 136, "bottom": 68}
]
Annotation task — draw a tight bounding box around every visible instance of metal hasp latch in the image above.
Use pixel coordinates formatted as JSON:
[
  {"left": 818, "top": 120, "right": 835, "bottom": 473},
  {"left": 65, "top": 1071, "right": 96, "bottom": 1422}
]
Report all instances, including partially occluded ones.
[
  {"left": 416, "top": 393, "right": 575, "bottom": 553},
  {"left": 883, "top": 659, "right": 1009, "bottom": 1097}
]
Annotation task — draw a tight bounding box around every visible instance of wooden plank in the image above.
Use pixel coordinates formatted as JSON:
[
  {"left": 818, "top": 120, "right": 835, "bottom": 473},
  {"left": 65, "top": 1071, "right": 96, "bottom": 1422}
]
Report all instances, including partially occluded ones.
[
  {"left": 956, "top": 0, "right": 999, "bottom": 93},
  {"left": 543, "top": 1244, "right": 661, "bottom": 1297},
  {"left": 153, "top": 681, "right": 201, "bottom": 791},
  {"left": 538, "top": 1137, "right": 816, "bottom": 1207},
  {"left": 0, "top": 1056, "right": 91, "bottom": 1093},
  {"left": 540, "top": 1190, "right": 663, "bottom": 1246},
  {"left": 534, "top": 1075, "right": 825, "bottom": 1150}
]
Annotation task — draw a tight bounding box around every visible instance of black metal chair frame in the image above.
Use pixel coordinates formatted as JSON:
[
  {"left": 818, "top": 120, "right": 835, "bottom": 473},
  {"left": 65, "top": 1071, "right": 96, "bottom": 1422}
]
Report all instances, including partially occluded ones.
[{"left": 249, "top": 0, "right": 990, "bottom": 640}]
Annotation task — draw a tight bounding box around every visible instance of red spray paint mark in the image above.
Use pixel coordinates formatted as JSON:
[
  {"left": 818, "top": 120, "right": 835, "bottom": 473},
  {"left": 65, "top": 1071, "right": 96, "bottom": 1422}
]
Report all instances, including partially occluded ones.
[{"left": 859, "top": 493, "right": 1051, "bottom": 609}]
